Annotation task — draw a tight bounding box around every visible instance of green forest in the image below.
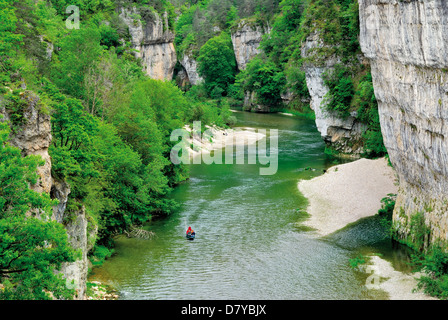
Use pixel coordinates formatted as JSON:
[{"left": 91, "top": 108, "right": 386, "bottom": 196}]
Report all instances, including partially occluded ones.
[{"left": 0, "top": 0, "right": 390, "bottom": 300}]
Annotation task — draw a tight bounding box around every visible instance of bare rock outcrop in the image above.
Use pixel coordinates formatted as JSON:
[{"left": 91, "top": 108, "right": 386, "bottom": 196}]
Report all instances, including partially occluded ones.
[
  {"left": 359, "top": 0, "right": 448, "bottom": 245},
  {"left": 301, "top": 32, "right": 367, "bottom": 156},
  {"left": 231, "top": 19, "right": 268, "bottom": 71},
  {"left": 119, "top": 7, "right": 177, "bottom": 80},
  {"left": 179, "top": 53, "right": 203, "bottom": 86},
  {"left": 1, "top": 91, "right": 96, "bottom": 299},
  {"left": 1, "top": 91, "right": 52, "bottom": 194}
]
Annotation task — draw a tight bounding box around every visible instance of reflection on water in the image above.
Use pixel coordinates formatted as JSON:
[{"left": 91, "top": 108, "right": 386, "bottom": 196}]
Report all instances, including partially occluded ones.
[{"left": 90, "top": 111, "right": 409, "bottom": 300}]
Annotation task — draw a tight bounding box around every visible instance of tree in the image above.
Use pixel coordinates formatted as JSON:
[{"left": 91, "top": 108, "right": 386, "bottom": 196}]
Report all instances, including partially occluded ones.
[
  {"left": 51, "top": 24, "right": 103, "bottom": 100},
  {"left": 84, "top": 51, "right": 119, "bottom": 119},
  {"left": 0, "top": 119, "right": 76, "bottom": 299},
  {"left": 322, "top": 64, "right": 354, "bottom": 116},
  {"left": 197, "top": 32, "right": 237, "bottom": 96},
  {"left": 237, "top": 56, "right": 286, "bottom": 107},
  {"left": 261, "top": 0, "right": 306, "bottom": 66},
  {"left": 0, "top": 0, "right": 23, "bottom": 83},
  {"left": 48, "top": 0, "right": 114, "bottom": 15}
]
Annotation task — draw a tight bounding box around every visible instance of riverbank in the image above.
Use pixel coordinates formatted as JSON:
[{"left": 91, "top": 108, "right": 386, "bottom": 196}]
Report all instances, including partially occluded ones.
[
  {"left": 185, "top": 125, "right": 265, "bottom": 158},
  {"left": 90, "top": 111, "right": 424, "bottom": 300},
  {"left": 364, "top": 255, "right": 437, "bottom": 300},
  {"left": 298, "top": 157, "right": 398, "bottom": 236},
  {"left": 297, "top": 157, "right": 438, "bottom": 299}
]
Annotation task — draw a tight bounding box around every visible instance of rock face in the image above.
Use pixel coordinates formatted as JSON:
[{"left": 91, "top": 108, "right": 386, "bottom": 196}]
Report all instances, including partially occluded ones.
[
  {"left": 120, "top": 7, "right": 177, "bottom": 80},
  {"left": 232, "top": 20, "right": 272, "bottom": 112},
  {"left": 1, "top": 91, "right": 53, "bottom": 194},
  {"left": 359, "top": 0, "right": 448, "bottom": 245},
  {"left": 1, "top": 92, "right": 95, "bottom": 299},
  {"left": 179, "top": 53, "right": 203, "bottom": 85},
  {"left": 231, "top": 20, "right": 268, "bottom": 71},
  {"left": 301, "top": 32, "right": 367, "bottom": 156},
  {"left": 55, "top": 192, "right": 96, "bottom": 300},
  {"left": 243, "top": 91, "right": 270, "bottom": 113}
]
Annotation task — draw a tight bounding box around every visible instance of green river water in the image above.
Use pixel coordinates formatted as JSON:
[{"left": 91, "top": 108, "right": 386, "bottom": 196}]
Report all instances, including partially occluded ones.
[{"left": 89, "top": 111, "right": 413, "bottom": 300}]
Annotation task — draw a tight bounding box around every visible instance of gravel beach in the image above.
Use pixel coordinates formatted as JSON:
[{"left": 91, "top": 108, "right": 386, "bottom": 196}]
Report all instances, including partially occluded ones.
[{"left": 298, "top": 157, "right": 398, "bottom": 236}]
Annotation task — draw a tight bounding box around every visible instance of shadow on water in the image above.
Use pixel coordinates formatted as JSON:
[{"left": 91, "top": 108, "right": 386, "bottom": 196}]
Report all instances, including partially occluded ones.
[{"left": 324, "top": 215, "right": 415, "bottom": 273}]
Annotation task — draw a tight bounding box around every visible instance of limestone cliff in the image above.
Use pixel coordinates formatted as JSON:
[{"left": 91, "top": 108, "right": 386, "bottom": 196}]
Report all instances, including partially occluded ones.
[
  {"left": 359, "top": 0, "right": 448, "bottom": 246},
  {"left": 1, "top": 91, "right": 52, "bottom": 194},
  {"left": 301, "top": 32, "right": 367, "bottom": 156},
  {"left": 119, "top": 7, "right": 177, "bottom": 80},
  {"left": 179, "top": 53, "right": 203, "bottom": 86},
  {"left": 235, "top": 20, "right": 275, "bottom": 113},
  {"left": 231, "top": 19, "right": 268, "bottom": 71},
  {"left": 1, "top": 91, "right": 95, "bottom": 299},
  {"left": 53, "top": 180, "right": 97, "bottom": 300},
  {"left": 243, "top": 91, "right": 271, "bottom": 113}
]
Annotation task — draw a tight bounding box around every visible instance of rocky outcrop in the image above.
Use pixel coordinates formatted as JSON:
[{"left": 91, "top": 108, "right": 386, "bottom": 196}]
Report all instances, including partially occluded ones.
[
  {"left": 243, "top": 90, "right": 300, "bottom": 114},
  {"left": 301, "top": 32, "right": 367, "bottom": 156},
  {"left": 179, "top": 53, "right": 203, "bottom": 85},
  {"left": 359, "top": 0, "right": 448, "bottom": 246},
  {"left": 280, "top": 89, "right": 294, "bottom": 105},
  {"left": 175, "top": 67, "right": 189, "bottom": 88},
  {"left": 231, "top": 19, "right": 268, "bottom": 71},
  {"left": 39, "top": 35, "right": 54, "bottom": 61},
  {"left": 1, "top": 91, "right": 96, "bottom": 299},
  {"left": 56, "top": 197, "right": 97, "bottom": 300},
  {"left": 243, "top": 91, "right": 271, "bottom": 113},
  {"left": 119, "top": 7, "right": 177, "bottom": 80},
  {"left": 1, "top": 91, "right": 53, "bottom": 194}
]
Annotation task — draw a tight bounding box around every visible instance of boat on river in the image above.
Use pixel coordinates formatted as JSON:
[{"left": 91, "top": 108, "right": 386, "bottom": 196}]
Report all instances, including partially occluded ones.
[{"left": 186, "top": 232, "right": 196, "bottom": 240}]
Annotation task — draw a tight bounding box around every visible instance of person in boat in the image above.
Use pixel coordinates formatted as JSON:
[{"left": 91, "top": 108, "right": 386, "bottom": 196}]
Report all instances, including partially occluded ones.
[{"left": 186, "top": 226, "right": 194, "bottom": 235}]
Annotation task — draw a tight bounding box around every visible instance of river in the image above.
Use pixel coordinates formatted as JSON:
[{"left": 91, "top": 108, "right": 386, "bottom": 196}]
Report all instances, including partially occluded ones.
[{"left": 89, "top": 111, "right": 413, "bottom": 300}]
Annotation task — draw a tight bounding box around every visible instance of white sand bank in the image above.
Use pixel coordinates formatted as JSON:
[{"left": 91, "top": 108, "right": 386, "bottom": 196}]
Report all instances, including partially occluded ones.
[
  {"left": 184, "top": 125, "right": 265, "bottom": 158},
  {"left": 278, "top": 112, "right": 294, "bottom": 116},
  {"left": 298, "top": 157, "right": 398, "bottom": 236},
  {"left": 297, "top": 158, "right": 438, "bottom": 300},
  {"left": 365, "top": 255, "right": 437, "bottom": 300}
]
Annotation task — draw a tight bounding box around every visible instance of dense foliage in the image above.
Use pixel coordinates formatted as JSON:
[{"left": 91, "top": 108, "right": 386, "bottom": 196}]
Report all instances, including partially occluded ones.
[
  {"left": 174, "top": 0, "right": 281, "bottom": 59},
  {"left": 0, "top": 0, "right": 390, "bottom": 299},
  {"left": 0, "top": 0, "right": 231, "bottom": 298},
  {"left": 378, "top": 196, "right": 448, "bottom": 300},
  {"left": 413, "top": 245, "right": 448, "bottom": 299},
  {"left": 197, "top": 32, "right": 237, "bottom": 97},
  {"left": 236, "top": 56, "right": 286, "bottom": 108},
  {"left": 0, "top": 120, "right": 77, "bottom": 299}
]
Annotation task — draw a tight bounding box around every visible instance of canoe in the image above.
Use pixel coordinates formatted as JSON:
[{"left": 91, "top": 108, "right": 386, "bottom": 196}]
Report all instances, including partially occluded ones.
[{"left": 186, "top": 232, "right": 195, "bottom": 240}]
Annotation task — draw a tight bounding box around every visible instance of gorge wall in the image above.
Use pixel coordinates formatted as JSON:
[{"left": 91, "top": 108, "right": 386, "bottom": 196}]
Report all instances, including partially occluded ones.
[
  {"left": 359, "top": 0, "right": 448, "bottom": 246},
  {"left": 301, "top": 32, "right": 367, "bottom": 157},
  {"left": 1, "top": 93, "right": 94, "bottom": 299},
  {"left": 119, "top": 7, "right": 177, "bottom": 81},
  {"left": 231, "top": 19, "right": 268, "bottom": 71},
  {"left": 232, "top": 19, "right": 273, "bottom": 113},
  {"left": 179, "top": 53, "right": 203, "bottom": 86}
]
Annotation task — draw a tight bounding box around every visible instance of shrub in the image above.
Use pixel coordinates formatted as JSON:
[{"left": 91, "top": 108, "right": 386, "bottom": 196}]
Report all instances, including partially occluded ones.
[
  {"left": 238, "top": 56, "right": 287, "bottom": 108},
  {"left": 413, "top": 246, "right": 448, "bottom": 299},
  {"left": 89, "top": 245, "right": 114, "bottom": 267},
  {"left": 322, "top": 65, "right": 354, "bottom": 117},
  {"left": 197, "top": 32, "right": 237, "bottom": 96}
]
